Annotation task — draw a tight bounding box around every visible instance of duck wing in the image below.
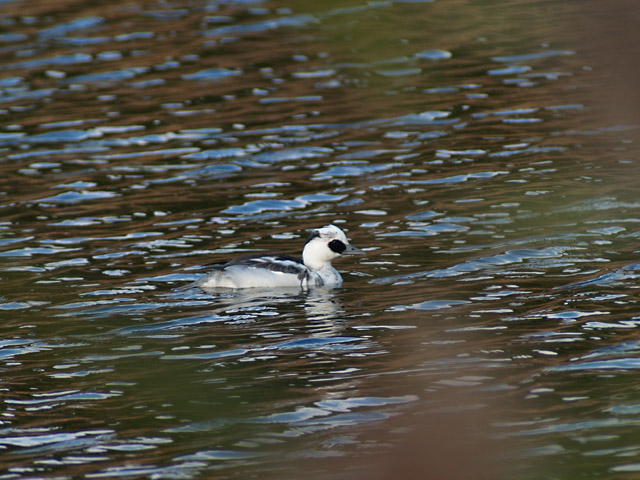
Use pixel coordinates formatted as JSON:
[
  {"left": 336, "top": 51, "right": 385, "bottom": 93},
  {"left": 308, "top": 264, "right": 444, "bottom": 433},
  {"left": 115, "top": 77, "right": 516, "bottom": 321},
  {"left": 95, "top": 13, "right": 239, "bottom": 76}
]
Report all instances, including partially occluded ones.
[{"left": 206, "top": 254, "right": 308, "bottom": 276}]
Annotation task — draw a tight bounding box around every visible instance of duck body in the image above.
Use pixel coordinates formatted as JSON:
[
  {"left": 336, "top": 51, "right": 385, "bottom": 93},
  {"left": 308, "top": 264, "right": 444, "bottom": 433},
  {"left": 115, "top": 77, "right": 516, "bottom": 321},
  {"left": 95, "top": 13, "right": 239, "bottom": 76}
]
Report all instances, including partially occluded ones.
[{"left": 196, "top": 225, "right": 363, "bottom": 290}]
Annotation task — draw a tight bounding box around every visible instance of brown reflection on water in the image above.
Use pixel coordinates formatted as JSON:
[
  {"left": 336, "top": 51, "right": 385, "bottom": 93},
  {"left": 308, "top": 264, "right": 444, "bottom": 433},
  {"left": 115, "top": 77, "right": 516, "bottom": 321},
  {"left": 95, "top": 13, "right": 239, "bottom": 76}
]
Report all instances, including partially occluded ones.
[
  {"left": 1, "top": 0, "right": 640, "bottom": 479},
  {"left": 576, "top": 0, "right": 640, "bottom": 126}
]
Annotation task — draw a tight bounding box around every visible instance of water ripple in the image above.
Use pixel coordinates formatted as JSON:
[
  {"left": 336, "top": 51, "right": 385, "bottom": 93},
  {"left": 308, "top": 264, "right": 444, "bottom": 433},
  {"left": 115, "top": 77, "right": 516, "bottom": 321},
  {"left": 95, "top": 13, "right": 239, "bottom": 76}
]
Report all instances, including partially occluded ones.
[
  {"left": 0, "top": 0, "right": 638, "bottom": 478},
  {"left": 38, "top": 16, "right": 105, "bottom": 40},
  {"left": 0, "top": 430, "right": 113, "bottom": 449}
]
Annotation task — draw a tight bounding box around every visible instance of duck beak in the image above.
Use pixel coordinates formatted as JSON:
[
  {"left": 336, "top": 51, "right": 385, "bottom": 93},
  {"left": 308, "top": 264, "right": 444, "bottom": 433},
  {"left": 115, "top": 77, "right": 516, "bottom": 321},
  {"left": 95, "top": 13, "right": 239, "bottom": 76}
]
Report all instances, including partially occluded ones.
[{"left": 342, "top": 243, "right": 366, "bottom": 255}]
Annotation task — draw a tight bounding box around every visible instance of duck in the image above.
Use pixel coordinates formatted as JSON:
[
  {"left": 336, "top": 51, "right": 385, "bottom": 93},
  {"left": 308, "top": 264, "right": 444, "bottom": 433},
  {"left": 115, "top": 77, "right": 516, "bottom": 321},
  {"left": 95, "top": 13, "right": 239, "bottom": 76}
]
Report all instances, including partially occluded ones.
[{"left": 196, "top": 224, "right": 364, "bottom": 289}]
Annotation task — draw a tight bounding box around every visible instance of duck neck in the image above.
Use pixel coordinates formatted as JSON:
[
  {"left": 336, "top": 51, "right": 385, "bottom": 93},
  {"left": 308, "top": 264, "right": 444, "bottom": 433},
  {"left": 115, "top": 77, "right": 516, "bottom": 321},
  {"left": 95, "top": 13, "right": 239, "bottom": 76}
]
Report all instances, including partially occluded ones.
[
  {"left": 303, "top": 255, "right": 332, "bottom": 271},
  {"left": 302, "top": 244, "right": 333, "bottom": 271}
]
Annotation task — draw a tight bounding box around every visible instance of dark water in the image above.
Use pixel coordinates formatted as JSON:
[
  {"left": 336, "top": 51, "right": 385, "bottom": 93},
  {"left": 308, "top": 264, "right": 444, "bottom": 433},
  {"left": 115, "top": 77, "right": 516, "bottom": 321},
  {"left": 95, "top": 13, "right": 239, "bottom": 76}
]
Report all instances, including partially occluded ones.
[{"left": 1, "top": 0, "right": 640, "bottom": 478}]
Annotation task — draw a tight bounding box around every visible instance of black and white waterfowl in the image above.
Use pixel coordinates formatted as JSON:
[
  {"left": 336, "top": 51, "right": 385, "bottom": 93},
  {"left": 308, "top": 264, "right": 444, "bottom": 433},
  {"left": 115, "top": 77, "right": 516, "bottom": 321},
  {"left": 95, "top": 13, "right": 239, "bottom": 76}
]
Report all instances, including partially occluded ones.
[{"left": 196, "top": 224, "right": 364, "bottom": 289}]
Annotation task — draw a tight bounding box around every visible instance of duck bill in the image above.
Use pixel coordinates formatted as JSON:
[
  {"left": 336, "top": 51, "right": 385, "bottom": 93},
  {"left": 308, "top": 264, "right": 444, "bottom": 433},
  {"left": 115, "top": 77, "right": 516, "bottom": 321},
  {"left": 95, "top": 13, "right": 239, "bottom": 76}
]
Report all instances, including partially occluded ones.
[{"left": 342, "top": 244, "right": 366, "bottom": 255}]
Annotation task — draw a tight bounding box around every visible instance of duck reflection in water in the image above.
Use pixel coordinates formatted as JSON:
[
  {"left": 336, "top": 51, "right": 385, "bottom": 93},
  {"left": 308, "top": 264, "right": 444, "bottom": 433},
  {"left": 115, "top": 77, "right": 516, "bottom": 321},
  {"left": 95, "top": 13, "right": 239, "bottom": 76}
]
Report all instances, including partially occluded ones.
[{"left": 196, "top": 284, "right": 346, "bottom": 335}]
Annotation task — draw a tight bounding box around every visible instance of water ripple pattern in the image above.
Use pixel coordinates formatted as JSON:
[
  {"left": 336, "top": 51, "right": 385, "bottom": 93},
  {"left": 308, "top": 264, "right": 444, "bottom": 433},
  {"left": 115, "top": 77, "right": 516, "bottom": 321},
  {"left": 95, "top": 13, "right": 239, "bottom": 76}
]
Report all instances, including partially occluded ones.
[{"left": 0, "top": 0, "right": 639, "bottom": 479}]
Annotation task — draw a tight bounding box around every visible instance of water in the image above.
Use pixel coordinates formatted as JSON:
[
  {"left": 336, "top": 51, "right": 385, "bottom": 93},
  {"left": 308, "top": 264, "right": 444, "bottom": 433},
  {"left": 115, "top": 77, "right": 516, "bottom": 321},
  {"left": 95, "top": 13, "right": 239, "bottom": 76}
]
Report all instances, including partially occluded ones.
[{"left": 1, "top": 0, "right": 640, "bottom": 478}]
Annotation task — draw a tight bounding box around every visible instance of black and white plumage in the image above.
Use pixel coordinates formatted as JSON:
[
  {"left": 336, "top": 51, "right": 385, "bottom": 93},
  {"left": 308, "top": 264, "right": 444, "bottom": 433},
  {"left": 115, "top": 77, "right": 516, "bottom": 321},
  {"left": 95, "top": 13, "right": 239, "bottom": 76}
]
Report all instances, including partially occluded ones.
[{"left": 196, "top": 224, "right": 364, "bottom": 289}]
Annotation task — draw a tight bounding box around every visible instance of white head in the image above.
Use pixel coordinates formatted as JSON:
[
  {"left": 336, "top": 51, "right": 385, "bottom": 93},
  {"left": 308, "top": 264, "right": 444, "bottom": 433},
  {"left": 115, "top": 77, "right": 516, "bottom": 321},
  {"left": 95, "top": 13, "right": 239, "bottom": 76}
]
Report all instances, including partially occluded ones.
[{"left": 302, "top": 224, "right": 364, "bottom": 270}]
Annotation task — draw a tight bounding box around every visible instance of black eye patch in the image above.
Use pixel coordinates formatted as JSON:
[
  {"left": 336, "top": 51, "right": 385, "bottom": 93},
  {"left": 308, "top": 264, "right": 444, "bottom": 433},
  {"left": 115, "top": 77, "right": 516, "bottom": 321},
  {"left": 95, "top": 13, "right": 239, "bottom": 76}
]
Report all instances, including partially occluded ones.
[{"left": 328, "top": 239, "right": 346, "bottom": 254}]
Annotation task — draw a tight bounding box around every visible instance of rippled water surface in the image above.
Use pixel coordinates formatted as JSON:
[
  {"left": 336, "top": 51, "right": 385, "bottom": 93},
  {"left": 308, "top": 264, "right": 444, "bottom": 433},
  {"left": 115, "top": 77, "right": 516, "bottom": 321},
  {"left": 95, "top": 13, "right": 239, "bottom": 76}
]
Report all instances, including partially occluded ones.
[{"left": 1, "top": 0, "right": 640, "bottom": 478}]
